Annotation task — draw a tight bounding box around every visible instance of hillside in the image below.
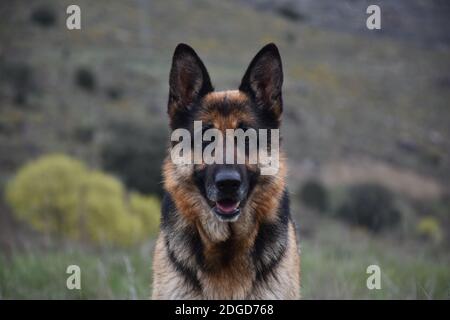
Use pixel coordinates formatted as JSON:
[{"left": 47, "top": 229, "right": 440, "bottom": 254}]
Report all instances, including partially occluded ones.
[{"left": 1, "top": 0, "right": 449, "bottom": 187}]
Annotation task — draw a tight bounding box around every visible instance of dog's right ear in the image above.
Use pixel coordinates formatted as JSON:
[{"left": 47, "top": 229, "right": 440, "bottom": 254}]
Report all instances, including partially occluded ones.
[
  {"left": 168, "top": 44, "right": 213, "bottom": 127},
  {"left": 239, "top": 43, "right": 283, "bottom": 120}
]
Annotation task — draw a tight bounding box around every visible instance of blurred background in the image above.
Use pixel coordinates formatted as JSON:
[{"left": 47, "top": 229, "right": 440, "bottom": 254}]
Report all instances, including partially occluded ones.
[{"left": 0, "top": 0, "right": 449, "bottom": 299}]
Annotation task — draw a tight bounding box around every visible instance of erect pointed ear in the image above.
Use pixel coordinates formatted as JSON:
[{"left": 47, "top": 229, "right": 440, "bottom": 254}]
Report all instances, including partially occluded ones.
[
  {"left": 239, "top": 43, "right": 283, "bottom": 118},
  {"left": 168, "top": 43, "right": 213, "bottom": 126}
]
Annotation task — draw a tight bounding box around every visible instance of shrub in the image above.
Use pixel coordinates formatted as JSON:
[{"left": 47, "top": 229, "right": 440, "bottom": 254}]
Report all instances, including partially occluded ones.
[
  {"left": 73, "top": 122, "right": 94, "bottom": 144},
  {"left": 6, "top": 154, "right": 160, "bottom": 246},
  {"left": 105, "top": 86, "right": 123, "bottom": 101},
  {"left": 299, "top": 179, "right": 329, "bottom": 212},
  {"left": 336, "top": 183, "right": 401, "bottom": 232},
  {"left": 416, "top": 217, "right": 443, "bottom": 244},
  {"left": 277, "top": 5, "right": 305, "bottom": 22},
  {"left": 0, "top": 62, "right": 37, "bottom": 108},
  {"left": 5, "top": 154, "right": 86, "bottom": 237},
  {"left": 75, "top": 67, "right": 96, "bottom": 92},
  {"left": 101, "top": 120, "right": 167, "bottom": 197},
  {"left": 31, "top": 6, "right": 57, "bottom": 27},
  {"left": 129, "top": 192, "right": 160, "bottom": 238},
  {"left": 79, "top": 171, "right": 143, "bottom": 246}
]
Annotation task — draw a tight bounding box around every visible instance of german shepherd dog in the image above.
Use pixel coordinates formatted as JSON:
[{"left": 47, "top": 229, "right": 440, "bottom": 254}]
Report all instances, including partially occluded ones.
[{"left": 152, "top": 43, "right": 300, "bottom": 299}]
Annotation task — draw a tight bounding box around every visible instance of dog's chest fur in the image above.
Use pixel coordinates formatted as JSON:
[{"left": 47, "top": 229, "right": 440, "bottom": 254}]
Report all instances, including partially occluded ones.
[{"left": 151, "top": 193, "right": 300, "bottom": 299}]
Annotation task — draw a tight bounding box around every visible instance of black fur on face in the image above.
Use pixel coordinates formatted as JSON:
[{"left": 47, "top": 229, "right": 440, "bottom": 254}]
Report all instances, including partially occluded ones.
[{"left": 168, "top": 43, "right": 284, "bottom": 221}]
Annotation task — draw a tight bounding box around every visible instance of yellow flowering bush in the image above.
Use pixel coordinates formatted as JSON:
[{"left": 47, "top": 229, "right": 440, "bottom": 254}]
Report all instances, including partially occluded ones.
[{"left": 6, "top": 154, "right": 160, "bottom": 246}]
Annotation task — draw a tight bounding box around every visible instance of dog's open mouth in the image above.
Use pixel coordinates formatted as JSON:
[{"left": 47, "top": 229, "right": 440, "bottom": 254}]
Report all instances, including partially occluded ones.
[{"left": 213, "top": 199, "right": 240, "bottom": 220}]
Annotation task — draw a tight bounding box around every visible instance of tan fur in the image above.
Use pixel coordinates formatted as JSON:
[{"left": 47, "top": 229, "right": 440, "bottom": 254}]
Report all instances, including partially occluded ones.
[
  {"left": 152, "top": 85, "right": 300, "bottom": 299},
  {"left": 152, "top": 221, "right": 300, "bottom": 299}
]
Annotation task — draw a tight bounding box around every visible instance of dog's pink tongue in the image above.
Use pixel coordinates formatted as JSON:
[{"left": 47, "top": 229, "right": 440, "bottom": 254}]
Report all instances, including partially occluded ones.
[{"left": 216, "top": 200, "right": 239, "bottom": 214}]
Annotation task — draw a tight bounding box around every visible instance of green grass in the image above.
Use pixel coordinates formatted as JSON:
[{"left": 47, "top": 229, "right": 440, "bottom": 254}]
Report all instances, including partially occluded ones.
[
  {"left": 1, "top": 219, "right": 448, "bottom": 299},
  {"left": 300, "top": 224, "right": 450, "bottom": 299},
  {"left": 0, "top": 244, "right": 154, "bottom": 299}
]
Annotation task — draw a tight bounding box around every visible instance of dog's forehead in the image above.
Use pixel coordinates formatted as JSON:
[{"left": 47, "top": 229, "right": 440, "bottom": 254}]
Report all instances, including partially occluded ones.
[
  {"left": 199, "top": 90, "right": 254, "bottom": 128},
  {"left": 202, "top": 90, "right": 248, "bottom": 106}
]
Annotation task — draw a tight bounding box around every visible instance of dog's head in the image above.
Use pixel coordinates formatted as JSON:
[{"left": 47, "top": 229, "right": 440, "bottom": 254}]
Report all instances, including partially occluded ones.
[{"left": 164, "top": 43, "right": 285, "bottom": 234}]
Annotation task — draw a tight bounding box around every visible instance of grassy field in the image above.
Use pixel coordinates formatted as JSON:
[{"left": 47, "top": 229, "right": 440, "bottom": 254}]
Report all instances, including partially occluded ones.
[
  {"left": 300, "top": 219, "right": 450, "bottom": 299},
  {"left": 1, "top": 214, "right": 449, "bottom": 299},
  {"left": 0, "top": 244, "right": 154, "bottom": 299}
]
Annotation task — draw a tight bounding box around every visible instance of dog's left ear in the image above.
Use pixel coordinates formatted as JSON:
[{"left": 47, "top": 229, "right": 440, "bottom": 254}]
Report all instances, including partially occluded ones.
[{"left": 239, "top": 43, "right": 283, "bottom": 118}]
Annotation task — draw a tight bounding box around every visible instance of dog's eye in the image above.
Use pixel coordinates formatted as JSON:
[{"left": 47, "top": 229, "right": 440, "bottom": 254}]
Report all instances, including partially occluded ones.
[
  {"left": 201, "top": 124, "right": 214, "bottom": 151},
  {"left": 235, "top": 122, "right": 259, "bottom": 156},
  {"left": 202, "top": 123, "right": 213, "bottom": 134},
  {"left": 237, "top": 122, "right": 250, "bottom": 131}
]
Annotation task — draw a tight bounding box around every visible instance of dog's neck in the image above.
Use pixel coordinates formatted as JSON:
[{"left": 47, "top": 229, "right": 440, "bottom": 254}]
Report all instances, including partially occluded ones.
[{"left": 161, "top": 190, "right": 290, "bottom": 296}]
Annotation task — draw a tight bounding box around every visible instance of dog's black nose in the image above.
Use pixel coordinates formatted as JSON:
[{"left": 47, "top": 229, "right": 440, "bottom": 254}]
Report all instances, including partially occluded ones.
[{"left": 215, "top": 169, "right": 241, "bottom": 193}]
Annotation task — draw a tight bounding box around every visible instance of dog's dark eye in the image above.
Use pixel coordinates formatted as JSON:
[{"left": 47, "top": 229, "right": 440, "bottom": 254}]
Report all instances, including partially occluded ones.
[
  {"left": 202, "top": 123, "right": 213, "bottom": 134},
  {"left": 202, "top": 123, "right": 214, "bottom": 150},
  {"left": 237, "top": 122, "right": 250, "bottom": 131},
  {"left": 235, "top": 122, "right": 258, "bottom": 155}
]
